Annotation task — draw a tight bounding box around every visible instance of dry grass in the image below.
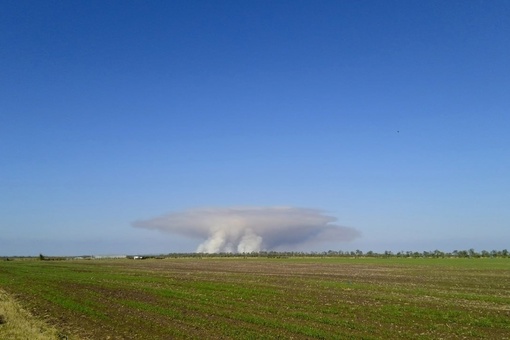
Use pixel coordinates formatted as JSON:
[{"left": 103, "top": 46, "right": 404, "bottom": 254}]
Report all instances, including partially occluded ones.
[{"left": 0, "top": 288, "right": 60, "bottom": 340}]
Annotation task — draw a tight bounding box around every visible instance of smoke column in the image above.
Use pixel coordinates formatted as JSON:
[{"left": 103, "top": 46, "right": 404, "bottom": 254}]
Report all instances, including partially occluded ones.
[{"left": 133, "top": 206, "right": 360, "bottom": 253}]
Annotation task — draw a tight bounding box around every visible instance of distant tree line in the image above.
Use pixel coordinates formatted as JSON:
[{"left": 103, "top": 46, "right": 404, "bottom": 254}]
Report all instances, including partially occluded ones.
[
  {"left": 165, "top": 248, "right": 509, "bottom": 259},
  {"left": 2, "top": 249, "right": 507, "bottom": 261}
]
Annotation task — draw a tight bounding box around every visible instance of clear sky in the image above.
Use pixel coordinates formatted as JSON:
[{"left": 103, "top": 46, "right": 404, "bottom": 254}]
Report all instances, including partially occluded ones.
[{"left": 1, "top": 0, "right": 509, "bottom": 256}]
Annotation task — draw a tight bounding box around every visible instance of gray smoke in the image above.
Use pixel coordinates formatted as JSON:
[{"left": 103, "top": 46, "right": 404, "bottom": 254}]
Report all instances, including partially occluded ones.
[{"left": 133, "top": 206, "right": 361, "bottom": 253}]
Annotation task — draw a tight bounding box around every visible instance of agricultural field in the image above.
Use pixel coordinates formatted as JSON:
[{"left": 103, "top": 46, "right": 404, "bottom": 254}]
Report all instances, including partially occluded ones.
[{"left": 0, "top": 257, "right": 509, "bottom": 339}]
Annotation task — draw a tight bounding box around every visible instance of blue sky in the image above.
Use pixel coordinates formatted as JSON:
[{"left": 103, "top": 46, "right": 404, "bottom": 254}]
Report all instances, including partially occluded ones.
[{"left": 1, "top": 0, "right": 509, "bottom": 256}]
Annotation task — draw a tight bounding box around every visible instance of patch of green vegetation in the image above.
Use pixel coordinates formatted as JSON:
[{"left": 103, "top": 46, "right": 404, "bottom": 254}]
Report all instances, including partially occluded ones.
[{"left": 42, "top": 290, "right": 108, "bottom": 320}]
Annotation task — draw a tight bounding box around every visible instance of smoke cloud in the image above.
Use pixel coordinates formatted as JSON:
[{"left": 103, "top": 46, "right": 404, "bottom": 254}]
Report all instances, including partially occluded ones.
[{"left": 133, "top": 206, "right": 361, "bottom": 253}]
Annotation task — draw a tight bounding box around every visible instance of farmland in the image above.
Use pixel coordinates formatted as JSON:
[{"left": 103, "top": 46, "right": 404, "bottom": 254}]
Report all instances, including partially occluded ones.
[{"left": 0, "top": 257, "right": 509, "bottom": 339}]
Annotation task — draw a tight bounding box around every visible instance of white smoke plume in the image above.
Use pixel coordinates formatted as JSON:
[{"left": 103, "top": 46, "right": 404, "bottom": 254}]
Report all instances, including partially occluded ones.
[{"left": 133, "top": 206, "right": 361, "bottom": 253}]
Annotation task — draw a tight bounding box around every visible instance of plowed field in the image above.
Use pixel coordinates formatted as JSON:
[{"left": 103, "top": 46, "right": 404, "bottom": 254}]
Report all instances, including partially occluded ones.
[{"left": 1, "top": 257, "right": 509, "bottom": 339}]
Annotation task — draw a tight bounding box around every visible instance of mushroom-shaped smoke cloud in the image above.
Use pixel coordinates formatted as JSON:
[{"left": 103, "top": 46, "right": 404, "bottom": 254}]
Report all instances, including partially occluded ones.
[{"left": 133, "top": 206, "right": 361, "bottom": 253}]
